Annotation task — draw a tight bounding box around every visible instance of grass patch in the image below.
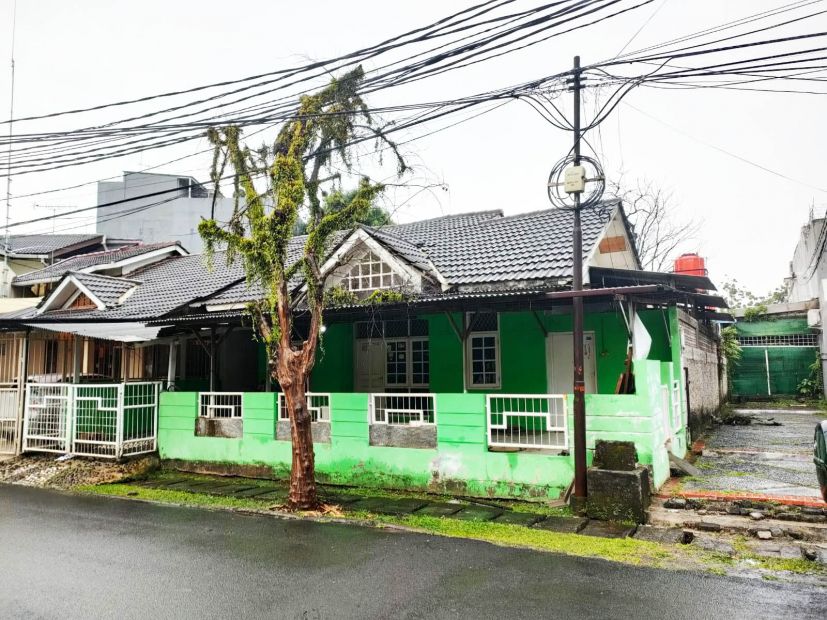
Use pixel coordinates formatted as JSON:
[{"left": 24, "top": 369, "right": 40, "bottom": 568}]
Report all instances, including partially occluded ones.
[
  {"left": 362, "top": 513, "right": 677, "bottom": 567},
  {"left": 78, "top": 483, "right": 284, "bottom": 511}
]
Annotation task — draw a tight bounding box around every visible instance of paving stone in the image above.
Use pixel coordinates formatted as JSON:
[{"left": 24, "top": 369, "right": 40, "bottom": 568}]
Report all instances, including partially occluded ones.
[
  {"left": 756, "top": 530, "right": 773, "bottom": 540},
  {"left": 252, "top": 490, "right": 288, "bottom": 502},
  {"left": 493, "top": 511, "right": 544, "bottom": 526},
  {"left": 579, "top": 521, "right": 637, "bottom": 539},
  {"left": 138, "top": 478, "right": 188, "bottom": 488},
  {"left": 633, "top": 525, "right": 690, "bottom": 544},
  {"left": 663, "top": 497, "right": 687, "bottom": 510},
  {"left": 692, "top": 521, "right": 722, "bottom": 532},
  {"left": 186, "top": 482, "right": 241, "bottom": 494},
  {"left": 207, "top": 485, "right": 260, "bottom": 496},
  {"left": 450, "top": 506, "right": 504, "bottom": 522},
  {"left": 232, "top": 486, "right": 280, "bottom": 498},
  {"left": 414, "top": 502, "right": 464, "bottom": 517},
  {"left": 749, "top": 511, "right": 765, "bottom": 520},
  {"left": 533, "top": 516, "right": 589, "bottom": 533},
  {"left": 692, "top": 534, "right": 734, "bottom": 555},
  {"left": 368, "top": 498, "right": 429, "bottom": 516},
  {"left": 322, "top": 494, "right": 363, "bottom": 505},
  {"left": 349, "top": 497, "right": 392, "bottom": 513}
]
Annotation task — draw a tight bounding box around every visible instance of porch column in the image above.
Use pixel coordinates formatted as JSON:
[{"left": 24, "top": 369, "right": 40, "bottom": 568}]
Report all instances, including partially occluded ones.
[
  {"left": 15, "top": 328, "right": 30, "bottom": 455},
  {"left": 72, "top": 335, "right": 81, "bottom": 383},
  {"left": 209, "top": 327, "right": 217, "bottom": 392},
  {"left": 167, "top": 339, "right": 178, "bottom": 389}
]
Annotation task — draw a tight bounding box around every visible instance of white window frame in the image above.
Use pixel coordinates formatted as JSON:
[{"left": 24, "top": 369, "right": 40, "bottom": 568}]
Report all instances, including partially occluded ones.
[
  {"left": 465, "top": 312, "right": 501, "bottom": 389},
  {"left": 342, "top": 250, "right": 404, "bottom": 293},
  {"left": 383, "top": 336, "right": 430, "bottom": 389}
]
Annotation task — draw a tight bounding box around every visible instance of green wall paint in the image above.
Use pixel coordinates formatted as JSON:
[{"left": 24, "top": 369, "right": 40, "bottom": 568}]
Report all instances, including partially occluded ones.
[
  {"left": 311, "top": 323, "right": 354, "bottom": 392},
  {"left": 427, "top": 313, "right": 465, "bottom": 393},
  {"left": 158, "top": 360, "right": 675, "bottom": 499}
]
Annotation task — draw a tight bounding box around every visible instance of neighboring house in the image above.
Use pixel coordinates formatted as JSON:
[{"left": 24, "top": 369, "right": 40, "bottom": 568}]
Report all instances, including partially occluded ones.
[
  {"left": 0, "top": 203, "right": 727, "bottom": 500},
  {"left": 97, "top": 172, "right": 235, "bottom": 254},
  {"left": 782, "top": 209, "right": 827, "bottom": 396},
  {"left": 729, "top": 301, "right": 821, "bottom": 399},
  {"left": 0, "top": 233, "right": 137, "bottom": 297}
]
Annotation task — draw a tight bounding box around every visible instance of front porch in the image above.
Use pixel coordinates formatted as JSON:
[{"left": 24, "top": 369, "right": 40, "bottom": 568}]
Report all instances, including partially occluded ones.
[{"left": 160, "top": 358, "right": 678, "bottom": 500}]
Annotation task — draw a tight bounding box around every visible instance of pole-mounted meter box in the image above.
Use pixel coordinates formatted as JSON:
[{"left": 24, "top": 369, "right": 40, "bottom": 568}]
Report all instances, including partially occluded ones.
[{"left": 564, "top": 165, "right": 586, "bottom": 193}]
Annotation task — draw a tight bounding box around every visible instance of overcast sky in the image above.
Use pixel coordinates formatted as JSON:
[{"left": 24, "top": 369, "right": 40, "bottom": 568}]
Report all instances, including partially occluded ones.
[{"left": 1, "top": 0, "right": 825, "bottom": 294}]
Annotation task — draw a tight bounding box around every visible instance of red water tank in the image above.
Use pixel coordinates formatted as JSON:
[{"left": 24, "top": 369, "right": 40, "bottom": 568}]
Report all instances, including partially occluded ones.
[{"left": 673, "top": 253, "right": 707, "bottom": 276}]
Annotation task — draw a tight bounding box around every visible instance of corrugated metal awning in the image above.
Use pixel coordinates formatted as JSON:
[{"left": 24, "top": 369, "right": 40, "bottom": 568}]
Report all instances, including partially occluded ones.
[{"left": 25, "top": 322, "right": 166, "bottom": 342}]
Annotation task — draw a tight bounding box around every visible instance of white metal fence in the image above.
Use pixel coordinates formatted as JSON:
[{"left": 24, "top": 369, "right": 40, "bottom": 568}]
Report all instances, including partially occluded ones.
[
  {"left": 198, "top": 392, "right": 243, "bottom": 418},
  {"left": 370, "top": 393, "right": 435, "bottom": 425},
  {"left": 671, "top": 380, "right": 682, "bottom": 429},
  {"left": 22, "top": 382, "right": 160, "bottom": 458},
  {"left": 0, "top": 385, "right": 20, "bottom": 454},
  {"left": 278, "top": 392, "right": 331, "bottom": 422},
  {"left": 487, "top": 394, "right": 568, "bottom": 450}
]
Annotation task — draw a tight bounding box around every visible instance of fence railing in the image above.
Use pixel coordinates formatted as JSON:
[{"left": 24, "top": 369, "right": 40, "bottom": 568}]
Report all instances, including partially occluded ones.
[
  {"left": 369, "top": 393, "right": 435, "bottom": 426},
  {"left": 0, "top": 385, "right": 20, "bottom": 454},
  {"left": 22, "top": 382, "right": 160, "bottom": 458},
  {"left": 278, "top": 393, "right": 331, "bottom": 422},
  {"left": 487, "top": 394, "right": 568, "bottom": 450},
  {"left": 670, "top": 380, "right": 682, "bottom": 430},
  {"left": 198, "top": 392, "right": 243, "bottom": 418}
]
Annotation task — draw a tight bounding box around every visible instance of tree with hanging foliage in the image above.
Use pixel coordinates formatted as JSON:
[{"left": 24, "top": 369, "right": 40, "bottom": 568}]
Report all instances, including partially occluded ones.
[{"left": 199, "top": 66, "right": 406, "bottom": 509}]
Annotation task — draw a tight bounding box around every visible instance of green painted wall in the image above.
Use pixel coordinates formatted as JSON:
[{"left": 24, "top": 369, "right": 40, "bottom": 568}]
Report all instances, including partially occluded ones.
[
  {"left": 158, "top": 360, "right": 674, "bottom": 499},
  {"left": 311, "top": 323, "right": 354, "bottom": 392},
  {"left": 309, "top": 309, "right": 651, "bottom": 396}
]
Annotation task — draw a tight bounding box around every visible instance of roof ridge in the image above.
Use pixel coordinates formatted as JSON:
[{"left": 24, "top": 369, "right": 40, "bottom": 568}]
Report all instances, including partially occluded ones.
[
  {"left": 471, "top": 200, "right": 619, "bottom": 227},
  {"left": 70, "top": 271, "right": 142, "bottom": 286}
]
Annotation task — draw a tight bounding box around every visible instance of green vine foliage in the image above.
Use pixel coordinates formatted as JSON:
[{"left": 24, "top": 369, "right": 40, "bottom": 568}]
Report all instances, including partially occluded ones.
[
  {"left": 720, "top": 326, "right": 742, "bottom": 376},
  {"left": 797, "top": 351, "right": 824, "bottom": 397},
  {"left": 363, "top": 289, "right": 406, "bottom": 305},
  {"left": 197, "top": 66, "right": 406, "bottom": 362}
]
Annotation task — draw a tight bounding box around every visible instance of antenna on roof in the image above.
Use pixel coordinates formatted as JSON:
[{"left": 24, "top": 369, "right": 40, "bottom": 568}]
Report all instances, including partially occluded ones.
[{"left": 3, "top": 0, "right": 18, "bottom": 267}]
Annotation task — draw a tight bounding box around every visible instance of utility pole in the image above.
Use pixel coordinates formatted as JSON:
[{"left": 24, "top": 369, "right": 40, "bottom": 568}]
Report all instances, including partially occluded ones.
[
  {"left": 4, "top": 1, "right": 18, "bottom": 268},
  {"left": 569, "top": 55, "right": 588, "bottom": 505}
]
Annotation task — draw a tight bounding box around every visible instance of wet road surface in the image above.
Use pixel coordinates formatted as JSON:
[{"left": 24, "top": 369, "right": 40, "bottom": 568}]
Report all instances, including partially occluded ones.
[{"left": 1, "top": 484, "right": 825, "bottom": 619}]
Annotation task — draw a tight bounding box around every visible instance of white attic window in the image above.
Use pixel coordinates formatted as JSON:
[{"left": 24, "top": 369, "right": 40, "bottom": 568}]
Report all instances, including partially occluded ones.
[{"left": 342, "top": 251, "right": 403, "bottom": 292}]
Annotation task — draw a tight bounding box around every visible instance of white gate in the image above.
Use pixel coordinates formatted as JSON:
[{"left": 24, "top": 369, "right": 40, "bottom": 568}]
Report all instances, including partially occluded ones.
[
  {"left": 0, "top": 385, "right": 20, "bottom": 454},
  {"left": 23, "top": 382, "right": 160, "bottom": 458},
  {"left": 22, "top": 384, "right": 72, "bottom": 454}
]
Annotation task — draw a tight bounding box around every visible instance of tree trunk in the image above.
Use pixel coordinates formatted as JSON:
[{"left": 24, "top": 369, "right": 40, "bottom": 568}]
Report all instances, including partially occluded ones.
[{"left": 283, "top": 380, "right": 319, "bottom": 510}]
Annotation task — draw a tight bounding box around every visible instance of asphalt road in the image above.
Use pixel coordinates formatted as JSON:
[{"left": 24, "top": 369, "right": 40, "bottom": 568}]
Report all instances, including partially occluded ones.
[{"left": 1, "top": 484, "right": 824, "bottom": 620}]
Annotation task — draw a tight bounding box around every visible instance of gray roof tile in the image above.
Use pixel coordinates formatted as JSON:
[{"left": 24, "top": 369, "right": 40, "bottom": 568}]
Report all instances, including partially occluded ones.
[
  {"left": 1, "top": 234, "right": 102, "bottom": 257},
  {"left": 13, "top": 241, "right": 184, "bottom": 285}
]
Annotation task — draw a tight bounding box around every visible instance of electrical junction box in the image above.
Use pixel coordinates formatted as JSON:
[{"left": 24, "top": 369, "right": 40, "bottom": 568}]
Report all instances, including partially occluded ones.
[{"left": 564, "top": 165, "right": 586, "bottom": 193}]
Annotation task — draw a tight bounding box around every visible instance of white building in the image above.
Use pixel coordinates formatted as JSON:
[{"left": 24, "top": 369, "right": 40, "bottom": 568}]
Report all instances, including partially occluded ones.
[{"left": 96, "top": 172, "right": 235, "bottom": 254}]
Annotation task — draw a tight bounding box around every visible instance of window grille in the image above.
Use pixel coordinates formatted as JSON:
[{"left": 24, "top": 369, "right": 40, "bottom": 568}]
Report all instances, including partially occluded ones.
[
  {"left": 277, "top": 393, "right": 331, "bottom": 422},
  {"left": 343, "top": 251, "right": 402, "bottom": 292},
  {"left": 487, "top": 395, "right": 567, "bottom": 450},
  {"left": 370, "top": 393, "right": 435, "bottom": 425},
  {"left": 199, "top": 392, "right": 243, "bottom": 418},
  {"left": 355, "top": 319, "right": 429, "bottom": 340},
  {"left": 737, "top": 334, "right": 818, "bottom": 347}
]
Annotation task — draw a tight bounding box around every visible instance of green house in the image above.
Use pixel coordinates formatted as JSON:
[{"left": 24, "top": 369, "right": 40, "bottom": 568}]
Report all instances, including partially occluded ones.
[{"left": 2, "top": 204, "right": 726, "bottom": 500}]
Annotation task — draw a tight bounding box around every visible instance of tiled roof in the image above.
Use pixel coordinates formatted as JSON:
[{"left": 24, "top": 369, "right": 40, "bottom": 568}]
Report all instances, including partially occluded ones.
[
  {"left": 0, "top": 234, "right": 102, "bottom": 257},
  {"left": 198, "top": 205, "right": 617, "bottom": 307},
  {"left": 71, "top": 272, "right": 140, "bottom": 308},
  {"left": 13, "top": 241, "right": 184, "bottom": 285},
  {"left": 423, "top": 203, "right": 616, "bottom": 285},
  {"left": 11, "top": 205, "right": 625, "bottom": 323}
]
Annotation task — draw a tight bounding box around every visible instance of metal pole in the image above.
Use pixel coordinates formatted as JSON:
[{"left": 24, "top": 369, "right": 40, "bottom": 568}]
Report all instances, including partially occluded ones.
[
  {"left": 209, "top": 326, "right": 216, "bottom": 392},
  {"left": 765, "top": 348, "right": 772, "bottom": 396},
  {"left": 571, "top": 55, "right": 588, "bottom": 503},
  {"left": 14, "top": 326, "right": 29, "bottom": 455},
  {"left": 4, "top": 1, "right": 17, "bottom": 269}
]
